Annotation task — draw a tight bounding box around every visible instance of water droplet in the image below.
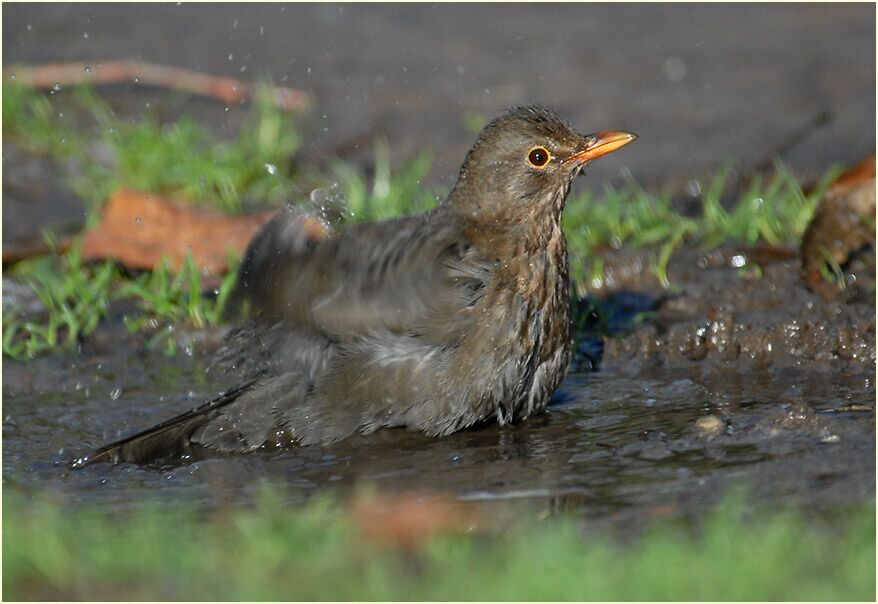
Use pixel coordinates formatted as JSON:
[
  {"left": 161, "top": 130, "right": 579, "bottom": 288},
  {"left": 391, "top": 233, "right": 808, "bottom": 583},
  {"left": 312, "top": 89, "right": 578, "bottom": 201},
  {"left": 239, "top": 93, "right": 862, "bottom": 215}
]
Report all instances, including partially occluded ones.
[
  {"left": 265, "top": 163, "right": 277, "bottom": 175},
  {"left": 134, "top": 76, "right": 141, "bottom": 83},
  {"left": 259, "top": 26, "right": 264, "bottom": 35},
  {"left": 84, "top": 65, "right": 91, "bottom": 73},
  {"left": 135, "top": 216, "right": 142, "bottom": 224},
  {"left": 110, "top": 387, "right": 122, "bottom": 400},
  {"left": 83, "top": 31, "right": 89, "bottom": 38},
  {"left": 228, "top": 53, "right": 234, "bottom": 61},
  {"left": 9, "top": 74, "right": 15, "bottom": 80},
  {"left": 26, "top": 24, "right": 33, "bottom": 31}
]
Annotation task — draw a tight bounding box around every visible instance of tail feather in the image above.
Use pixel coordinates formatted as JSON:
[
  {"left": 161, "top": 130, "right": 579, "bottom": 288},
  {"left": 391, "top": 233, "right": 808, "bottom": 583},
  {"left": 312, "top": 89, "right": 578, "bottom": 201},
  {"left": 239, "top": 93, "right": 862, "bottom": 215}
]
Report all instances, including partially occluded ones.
[{"left": 71, "top": 380, "right": 259, "bottom": 468}]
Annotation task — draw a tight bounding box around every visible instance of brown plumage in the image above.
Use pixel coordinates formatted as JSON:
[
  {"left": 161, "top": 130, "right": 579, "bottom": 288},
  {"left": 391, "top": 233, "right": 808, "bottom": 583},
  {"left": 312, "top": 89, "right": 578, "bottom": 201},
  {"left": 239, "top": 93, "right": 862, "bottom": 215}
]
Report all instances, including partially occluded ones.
[{"left": 74, "top": 106, "right": 635, "bottom": 467}]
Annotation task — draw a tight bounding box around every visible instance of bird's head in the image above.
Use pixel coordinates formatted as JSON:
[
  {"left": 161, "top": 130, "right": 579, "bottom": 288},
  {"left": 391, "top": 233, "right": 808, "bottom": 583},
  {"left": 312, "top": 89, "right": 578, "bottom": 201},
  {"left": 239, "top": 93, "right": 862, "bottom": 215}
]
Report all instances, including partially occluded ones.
[{"left": 448, "top": 105, "right": 636, "bottom": 228}]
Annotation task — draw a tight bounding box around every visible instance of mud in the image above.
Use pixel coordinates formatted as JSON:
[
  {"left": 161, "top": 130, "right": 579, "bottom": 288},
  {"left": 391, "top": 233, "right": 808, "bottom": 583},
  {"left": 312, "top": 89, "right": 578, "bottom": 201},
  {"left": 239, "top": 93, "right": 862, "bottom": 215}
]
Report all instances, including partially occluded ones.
[{"left": 594, "top": 245, "right": 875, "bottom": 372}]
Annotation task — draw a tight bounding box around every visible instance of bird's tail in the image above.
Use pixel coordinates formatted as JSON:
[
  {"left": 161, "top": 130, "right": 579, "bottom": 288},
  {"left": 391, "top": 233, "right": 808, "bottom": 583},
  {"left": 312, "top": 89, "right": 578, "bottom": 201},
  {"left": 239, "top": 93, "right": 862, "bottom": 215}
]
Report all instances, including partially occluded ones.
[{"left": 71, "top": 380, "right": 258, "bottom": 468}]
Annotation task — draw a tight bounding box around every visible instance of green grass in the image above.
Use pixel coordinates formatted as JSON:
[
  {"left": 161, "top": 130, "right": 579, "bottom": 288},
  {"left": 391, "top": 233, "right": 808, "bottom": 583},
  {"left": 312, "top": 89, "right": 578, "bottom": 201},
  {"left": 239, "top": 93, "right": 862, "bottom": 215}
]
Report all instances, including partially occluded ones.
[
  {"left": 2, "top": 243, "right": 237, "bottom": 359},
  {"left": 3, "top": 83, "right": 301, "bottom": 214},
  {"left": 117, "top": 254, "right": 239, "bottom": 355},
  {"left": 2, "top": 84, "right": 839, "bottom": 357},
  {"left": 2, "top": 243, "right": 119, "bottom": 358},
  {"left": 562, "top": 165, "right": 839, "bottom": 293},
  {"left": 2, "top": 489, "right": 874, "bottom": 600},
  {"left": 328, "top": 137, "right": 437, "bottom": 222}
]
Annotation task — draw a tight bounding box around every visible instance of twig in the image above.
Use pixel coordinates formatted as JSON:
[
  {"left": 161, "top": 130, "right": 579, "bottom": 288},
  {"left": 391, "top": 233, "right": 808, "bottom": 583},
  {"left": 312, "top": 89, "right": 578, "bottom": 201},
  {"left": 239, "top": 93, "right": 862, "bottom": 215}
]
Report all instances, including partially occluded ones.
[{"left": 5, "top": 60, "right": 311, "bottom": 112}]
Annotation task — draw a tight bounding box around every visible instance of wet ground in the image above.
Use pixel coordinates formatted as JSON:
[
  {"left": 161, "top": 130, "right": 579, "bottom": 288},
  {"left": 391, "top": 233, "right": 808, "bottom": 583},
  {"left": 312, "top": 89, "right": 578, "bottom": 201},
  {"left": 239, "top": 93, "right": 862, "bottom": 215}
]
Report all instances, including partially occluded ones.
[{"left": 2, "top": 4, "right": 875, "bottom": 528}]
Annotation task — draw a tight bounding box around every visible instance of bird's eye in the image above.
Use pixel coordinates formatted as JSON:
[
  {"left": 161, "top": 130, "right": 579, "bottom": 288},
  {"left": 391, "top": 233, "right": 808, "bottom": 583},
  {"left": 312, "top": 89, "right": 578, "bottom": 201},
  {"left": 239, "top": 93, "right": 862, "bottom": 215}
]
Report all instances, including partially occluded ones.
[{"left": 527, "top": 146, "right": 551, "bottom": 168}]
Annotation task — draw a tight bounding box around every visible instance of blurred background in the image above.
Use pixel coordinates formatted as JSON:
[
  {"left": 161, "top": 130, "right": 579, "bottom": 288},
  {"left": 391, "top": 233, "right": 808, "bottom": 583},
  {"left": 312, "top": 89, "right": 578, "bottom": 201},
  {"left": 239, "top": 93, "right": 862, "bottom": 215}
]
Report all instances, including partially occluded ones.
[{"left": 4, "top": 3, "right": 875, "bottom": 192}]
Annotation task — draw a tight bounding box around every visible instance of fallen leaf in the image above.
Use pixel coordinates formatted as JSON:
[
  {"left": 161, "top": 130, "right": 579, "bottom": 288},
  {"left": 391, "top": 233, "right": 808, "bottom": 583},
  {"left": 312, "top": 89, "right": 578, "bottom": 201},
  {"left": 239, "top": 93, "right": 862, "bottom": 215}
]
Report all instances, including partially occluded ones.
[
  {"left": 801, "top": 156, "right": 876, "bottom": 300},
  {"left": 832, "top": 155, "right": 876, "bottom": 187},
  {"left": 81, "top": 188, "right": 279, "bottom": 274}
]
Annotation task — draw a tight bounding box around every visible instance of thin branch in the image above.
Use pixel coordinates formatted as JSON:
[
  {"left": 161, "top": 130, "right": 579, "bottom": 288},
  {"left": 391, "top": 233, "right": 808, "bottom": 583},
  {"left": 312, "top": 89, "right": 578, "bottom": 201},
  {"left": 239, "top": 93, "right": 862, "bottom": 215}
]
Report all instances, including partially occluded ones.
[{"left": 5, "top": 60, "right": 311, "bottom": 112}]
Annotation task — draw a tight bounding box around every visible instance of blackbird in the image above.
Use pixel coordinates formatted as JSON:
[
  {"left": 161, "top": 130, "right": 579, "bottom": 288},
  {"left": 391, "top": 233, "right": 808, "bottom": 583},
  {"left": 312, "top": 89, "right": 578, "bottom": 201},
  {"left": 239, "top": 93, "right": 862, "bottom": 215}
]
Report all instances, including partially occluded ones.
[{"left": 74, "top": 105, "right": 635, "bottom": 467}]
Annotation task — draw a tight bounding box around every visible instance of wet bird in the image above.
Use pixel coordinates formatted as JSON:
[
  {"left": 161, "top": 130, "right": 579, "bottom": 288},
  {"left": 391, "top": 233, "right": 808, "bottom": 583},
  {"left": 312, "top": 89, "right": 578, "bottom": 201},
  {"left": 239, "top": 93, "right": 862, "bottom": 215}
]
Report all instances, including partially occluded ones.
[{"left": 75, "top": 106, "right": 636, "bottom": 467}]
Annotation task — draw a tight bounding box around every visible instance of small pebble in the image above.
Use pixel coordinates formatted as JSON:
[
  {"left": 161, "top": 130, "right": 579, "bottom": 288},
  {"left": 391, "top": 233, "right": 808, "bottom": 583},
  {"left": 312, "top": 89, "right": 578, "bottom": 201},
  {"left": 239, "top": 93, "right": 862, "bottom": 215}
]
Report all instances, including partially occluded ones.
[{"left": 694, "top": 414, "right": 725, "bottom": 437}]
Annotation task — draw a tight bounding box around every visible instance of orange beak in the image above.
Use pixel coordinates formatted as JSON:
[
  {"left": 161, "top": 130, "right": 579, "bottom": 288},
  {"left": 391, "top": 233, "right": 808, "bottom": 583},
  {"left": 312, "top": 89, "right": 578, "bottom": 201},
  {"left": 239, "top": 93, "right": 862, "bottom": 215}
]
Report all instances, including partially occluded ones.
[{"left": 565, "top": 131, "right": 637, "bottom": 165}]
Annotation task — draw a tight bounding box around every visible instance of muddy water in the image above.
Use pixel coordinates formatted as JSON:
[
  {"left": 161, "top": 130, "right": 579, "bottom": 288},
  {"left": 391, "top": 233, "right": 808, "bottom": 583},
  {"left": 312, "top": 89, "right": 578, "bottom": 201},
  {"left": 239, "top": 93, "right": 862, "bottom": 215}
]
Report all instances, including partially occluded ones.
[{"left": 3, "top": 248, "right": 874, "bottom": 528}]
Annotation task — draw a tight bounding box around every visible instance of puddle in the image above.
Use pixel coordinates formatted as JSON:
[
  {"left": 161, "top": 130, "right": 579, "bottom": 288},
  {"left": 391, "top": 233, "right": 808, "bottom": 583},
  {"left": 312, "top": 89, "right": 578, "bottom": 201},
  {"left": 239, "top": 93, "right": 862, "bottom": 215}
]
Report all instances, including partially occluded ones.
[{"left": 3, "top": 328, "right": 874, "bottom": 531}]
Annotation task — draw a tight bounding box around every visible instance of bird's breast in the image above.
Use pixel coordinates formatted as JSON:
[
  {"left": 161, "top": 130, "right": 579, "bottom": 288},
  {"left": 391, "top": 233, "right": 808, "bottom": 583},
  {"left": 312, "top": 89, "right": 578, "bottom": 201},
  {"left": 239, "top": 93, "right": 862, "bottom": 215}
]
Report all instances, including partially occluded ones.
[{"left": 465, "top": 222, "right": 572, "bottom": 422}]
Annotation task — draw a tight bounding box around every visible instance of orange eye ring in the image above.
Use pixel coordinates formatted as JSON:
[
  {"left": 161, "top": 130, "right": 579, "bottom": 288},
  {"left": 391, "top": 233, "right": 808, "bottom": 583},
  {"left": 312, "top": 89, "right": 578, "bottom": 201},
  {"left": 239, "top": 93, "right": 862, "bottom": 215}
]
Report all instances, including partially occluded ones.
[{"left": 527, "top": 146, "right": 551, "bottom": 168}]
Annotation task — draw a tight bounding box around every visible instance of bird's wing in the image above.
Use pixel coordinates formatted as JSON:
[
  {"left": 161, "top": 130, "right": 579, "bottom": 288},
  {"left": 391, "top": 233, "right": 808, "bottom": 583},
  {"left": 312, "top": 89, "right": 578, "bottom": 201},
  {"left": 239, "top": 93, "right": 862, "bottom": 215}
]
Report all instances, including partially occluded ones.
[{"left": 235, "top": 207, "right": 493, "bottom": 341}]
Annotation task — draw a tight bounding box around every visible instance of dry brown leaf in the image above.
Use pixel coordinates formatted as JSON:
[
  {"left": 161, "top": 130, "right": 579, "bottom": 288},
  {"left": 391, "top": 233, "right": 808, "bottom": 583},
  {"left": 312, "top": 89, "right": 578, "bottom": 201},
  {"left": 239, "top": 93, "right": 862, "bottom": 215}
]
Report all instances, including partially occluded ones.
[
  {"left": 81, "top": 188, "right": 280, "bottom": 274},
  {"left": 801, "top": 156, "right": 876, "bottom": 300},
  {"left": 833, "top": 155, "right": 876, "bottom": 187}
]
